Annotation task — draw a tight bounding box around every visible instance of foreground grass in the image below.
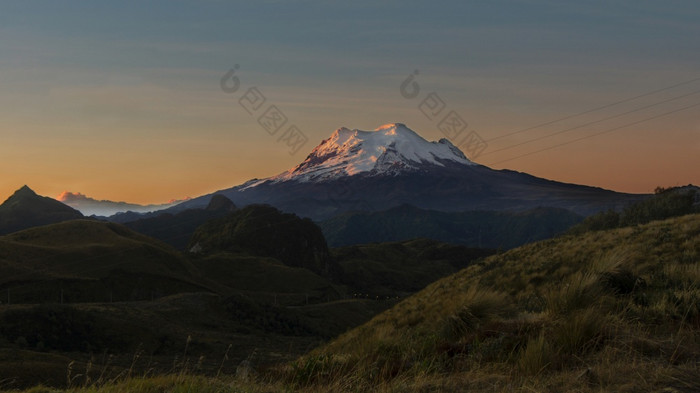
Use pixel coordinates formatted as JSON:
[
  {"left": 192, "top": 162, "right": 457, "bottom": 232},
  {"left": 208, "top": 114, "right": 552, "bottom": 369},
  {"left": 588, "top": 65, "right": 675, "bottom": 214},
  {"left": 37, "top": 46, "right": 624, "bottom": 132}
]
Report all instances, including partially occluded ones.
[
  {"left": 4, "top": 214, "right": 700, "bottom": 392},
  {"left": 12, "top": 375, "right": 261, "bottom": 393}
]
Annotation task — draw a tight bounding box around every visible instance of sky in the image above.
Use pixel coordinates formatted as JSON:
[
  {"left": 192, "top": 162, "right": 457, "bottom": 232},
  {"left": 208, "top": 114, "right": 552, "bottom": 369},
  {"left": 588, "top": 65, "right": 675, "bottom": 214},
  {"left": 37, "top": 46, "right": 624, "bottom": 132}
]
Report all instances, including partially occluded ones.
[{"left": 1, "top": 0, "right": 698, "bottom": 204}]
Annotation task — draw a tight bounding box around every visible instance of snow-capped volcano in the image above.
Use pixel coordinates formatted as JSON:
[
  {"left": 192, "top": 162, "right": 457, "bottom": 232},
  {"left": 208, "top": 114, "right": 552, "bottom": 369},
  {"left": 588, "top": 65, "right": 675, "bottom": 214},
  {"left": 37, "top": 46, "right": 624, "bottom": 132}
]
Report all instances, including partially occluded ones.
[
  {"left": 271, "top": 123, "right": 474, "bottom": 183},
  {"left": 155, "top": 122, "right": 646, "bottom": 222}
]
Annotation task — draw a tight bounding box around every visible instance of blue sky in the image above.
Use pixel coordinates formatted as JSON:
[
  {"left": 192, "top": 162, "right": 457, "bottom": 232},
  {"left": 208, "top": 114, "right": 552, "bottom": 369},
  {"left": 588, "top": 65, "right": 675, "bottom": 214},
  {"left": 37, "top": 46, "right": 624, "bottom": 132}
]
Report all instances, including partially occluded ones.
[{"left": 1, "top": 0, "right": 698, "bottom": 202}]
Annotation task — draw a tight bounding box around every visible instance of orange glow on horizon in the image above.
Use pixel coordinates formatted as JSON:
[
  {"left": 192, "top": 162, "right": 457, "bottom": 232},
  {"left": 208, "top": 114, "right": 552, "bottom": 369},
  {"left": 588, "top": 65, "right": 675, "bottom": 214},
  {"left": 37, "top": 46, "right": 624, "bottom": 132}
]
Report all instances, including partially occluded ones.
[{"left": 1, "top": 118, "right": 697, "bottom": 205}]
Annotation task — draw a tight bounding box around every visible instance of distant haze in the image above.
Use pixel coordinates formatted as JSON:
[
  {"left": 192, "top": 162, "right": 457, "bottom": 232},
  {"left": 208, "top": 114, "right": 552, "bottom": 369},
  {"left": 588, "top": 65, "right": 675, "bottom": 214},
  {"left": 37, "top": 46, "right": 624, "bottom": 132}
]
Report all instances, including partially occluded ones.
[{"left": 56, "top": 191, "right": 189, "bottom": 217}]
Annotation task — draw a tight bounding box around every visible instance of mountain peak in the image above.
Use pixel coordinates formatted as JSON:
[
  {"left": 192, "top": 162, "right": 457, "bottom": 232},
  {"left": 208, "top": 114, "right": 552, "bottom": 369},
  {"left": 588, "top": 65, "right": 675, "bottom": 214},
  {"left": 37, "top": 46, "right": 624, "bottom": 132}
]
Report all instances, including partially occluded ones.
[
  {"left": 270, "top": 123, "right": 474, "bottom": 183},
  {"left": 13, "top": 185, "right": 37, "bottom": 197}
]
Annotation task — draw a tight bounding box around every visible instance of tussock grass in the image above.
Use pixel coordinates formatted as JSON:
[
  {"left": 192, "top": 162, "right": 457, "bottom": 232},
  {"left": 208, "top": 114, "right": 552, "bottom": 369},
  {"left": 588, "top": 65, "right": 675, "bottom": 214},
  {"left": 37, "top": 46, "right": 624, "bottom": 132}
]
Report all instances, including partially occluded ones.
[
  {"left": 441, "top": 287, "right": 514, "bottom": 341},
  {"left": 544, "top": 271, "right": 604, "bottom": 315},
  {"left": 553, "top": 307, "right": 607, "bottom": 355},
  {"left": 518, "top": 333, "right": 552, "bottom": 375}
]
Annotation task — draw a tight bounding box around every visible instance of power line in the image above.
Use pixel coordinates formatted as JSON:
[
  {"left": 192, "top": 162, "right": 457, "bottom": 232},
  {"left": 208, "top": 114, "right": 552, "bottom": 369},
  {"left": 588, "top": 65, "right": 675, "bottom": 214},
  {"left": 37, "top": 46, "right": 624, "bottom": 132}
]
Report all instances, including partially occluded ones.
[
  {"left": 488, "top": 100, "right": 700, "bottom": 166},
  {"left": 485, "top": 76, "right": 700, "bottom": 143},
  {"left": 482, "top": 89, "right": 700, "bottom": 156}
]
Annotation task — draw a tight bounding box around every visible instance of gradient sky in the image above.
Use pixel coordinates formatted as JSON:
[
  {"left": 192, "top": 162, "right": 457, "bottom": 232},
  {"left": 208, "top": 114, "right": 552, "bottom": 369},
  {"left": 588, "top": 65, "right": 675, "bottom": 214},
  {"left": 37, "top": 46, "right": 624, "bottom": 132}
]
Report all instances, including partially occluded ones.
[{"left": 1, "top": 0, "right": 698, "bottom": 204}]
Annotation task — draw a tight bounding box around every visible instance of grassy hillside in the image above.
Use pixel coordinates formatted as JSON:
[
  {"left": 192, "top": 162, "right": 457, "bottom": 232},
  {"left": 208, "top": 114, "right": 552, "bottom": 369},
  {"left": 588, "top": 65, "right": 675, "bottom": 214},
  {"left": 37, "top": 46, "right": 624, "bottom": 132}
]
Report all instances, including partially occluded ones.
[
  {"left": 1, "top": 219, "right": 497, "bottom": 390},
  {"left": 285, "top": 213, "right": 700, "bottom": 392},
  {"left": 0, "top": 293, "right": 325, "bottom": 390},
  {"left": 6, "top": 215, "right": 698, "bottom": 392},
  {"left": 0, "top": 292, "right": 397, "bottom": 390}
]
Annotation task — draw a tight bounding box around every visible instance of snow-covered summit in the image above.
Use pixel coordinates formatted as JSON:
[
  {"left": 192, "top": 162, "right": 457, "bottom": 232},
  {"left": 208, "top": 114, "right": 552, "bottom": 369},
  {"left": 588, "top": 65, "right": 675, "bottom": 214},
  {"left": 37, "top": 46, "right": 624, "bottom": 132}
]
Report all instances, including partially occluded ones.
[{"left": 270, "top": 123, "right": 474, "bottom": 183}]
